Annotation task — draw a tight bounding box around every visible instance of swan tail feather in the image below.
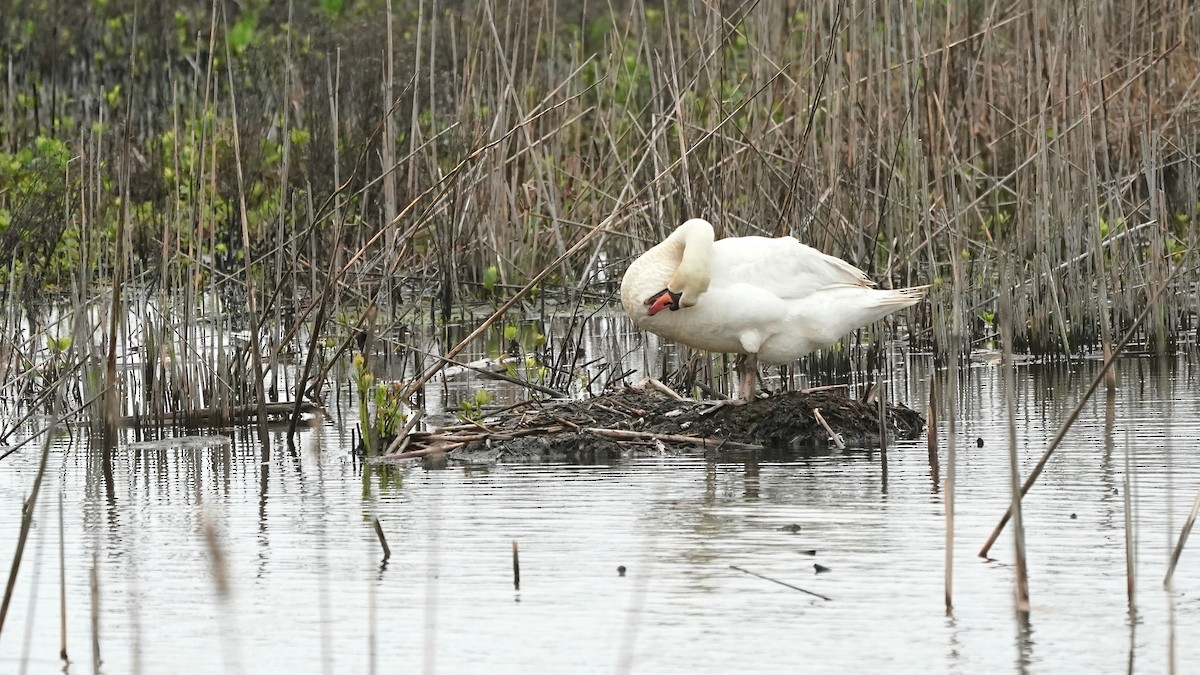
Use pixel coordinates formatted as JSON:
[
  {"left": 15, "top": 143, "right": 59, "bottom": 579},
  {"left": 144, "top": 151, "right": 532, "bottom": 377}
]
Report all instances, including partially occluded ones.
[{"left": 875, "top": 285, "right": 929, "bottom": 308}]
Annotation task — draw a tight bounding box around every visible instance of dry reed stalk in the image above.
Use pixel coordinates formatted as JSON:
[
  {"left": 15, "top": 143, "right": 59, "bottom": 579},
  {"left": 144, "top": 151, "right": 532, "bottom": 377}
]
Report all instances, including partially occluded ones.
[
  {"left": 728, "top": 565, "right": 832, "bottom": 602},
  {"left": 382, "top": 406, "right": 424, "bottom": 455},
  {"left": 877, "top": 380, "right": 888, "bottom": 483},
  {"left": 223, "top": 6, "right": 272, "bottom": 452},
  {"left": 89, "top": 551, "right": 99, "bottom": 675},
  {"left": 102, "top": 141, "right": 128, "bottom": 443},
  {"left": 1118, "top": 397, "right": 1136, "bottom": 610},
  {"left": 511, "top": 540, "right": 520, "bottom": 592},
  {"left": 1000, "top": 275, "right": 1030, "bottom": 613},
  {"left": 811, "top": 408, "right": 845, "bottom": 450},
  {"left": 372, "top": 517, "right": 392, "bottom": 562},
  {"left": 6, "top": 3, "right": 1200, "bottom": 434},
  {"left": 1164, "top": 463, "right": 1200, "bottom": 587},
  {"left": 927, "top": 378, "right": 939, "bottom": 490},
  {"left": 384, "top": 0, "right": 398, "bottom": 254},
  {"left": 943, "top": 222, "right": 966, "bottom": 611},
  {"left": 58, "top": 489, "right": 68, "bottom": 662}
]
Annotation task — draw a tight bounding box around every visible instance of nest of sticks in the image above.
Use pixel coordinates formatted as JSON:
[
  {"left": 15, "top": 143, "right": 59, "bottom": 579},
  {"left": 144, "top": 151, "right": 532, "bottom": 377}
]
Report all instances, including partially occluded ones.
[{"left": 375, "top": 381, "right": 925, "bottom": 464}]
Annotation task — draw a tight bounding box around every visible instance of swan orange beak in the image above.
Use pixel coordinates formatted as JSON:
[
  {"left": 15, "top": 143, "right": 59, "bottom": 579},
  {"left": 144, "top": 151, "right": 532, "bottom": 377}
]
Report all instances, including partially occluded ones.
[{"left": 644, "top": 289, "right": 682, "bottom": 316}]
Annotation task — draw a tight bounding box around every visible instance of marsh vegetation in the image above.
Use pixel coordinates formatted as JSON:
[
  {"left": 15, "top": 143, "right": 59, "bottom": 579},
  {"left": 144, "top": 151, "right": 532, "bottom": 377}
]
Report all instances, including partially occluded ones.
[
  {"left": 1, "top": 0, "right": 1198, "bottom": 430},
  {"left": 3, "top": 2, "right": 1200, "bottom": 670}
]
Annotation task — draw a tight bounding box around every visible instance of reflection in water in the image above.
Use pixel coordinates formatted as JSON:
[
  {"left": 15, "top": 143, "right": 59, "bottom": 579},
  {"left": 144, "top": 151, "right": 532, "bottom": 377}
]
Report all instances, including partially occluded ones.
[
  {"left": 1, "top": 348, "right": 1200, "bottom": 673},
  {"left": 1015, "top": 611, "right": 1034, "bottom": 675}
]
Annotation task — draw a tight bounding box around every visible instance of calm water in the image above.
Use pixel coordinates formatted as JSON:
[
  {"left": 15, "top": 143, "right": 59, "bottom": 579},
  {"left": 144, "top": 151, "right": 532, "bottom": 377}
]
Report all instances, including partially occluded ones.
[{"left": 3, "top": 345, "right": 1200, "bottom": 673}]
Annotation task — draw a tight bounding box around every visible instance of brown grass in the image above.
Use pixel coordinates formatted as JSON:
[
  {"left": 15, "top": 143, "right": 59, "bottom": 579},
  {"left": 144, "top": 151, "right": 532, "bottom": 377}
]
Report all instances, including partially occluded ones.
[{"left": 0, "top": 1, "right": 1197, "bottom": 422}]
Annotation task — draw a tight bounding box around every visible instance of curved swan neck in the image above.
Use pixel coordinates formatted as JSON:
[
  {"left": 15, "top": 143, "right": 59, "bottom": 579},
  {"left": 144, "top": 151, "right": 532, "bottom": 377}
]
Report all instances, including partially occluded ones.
[{"left": 667, "top": 218, "right": 714, "bottom": 305}]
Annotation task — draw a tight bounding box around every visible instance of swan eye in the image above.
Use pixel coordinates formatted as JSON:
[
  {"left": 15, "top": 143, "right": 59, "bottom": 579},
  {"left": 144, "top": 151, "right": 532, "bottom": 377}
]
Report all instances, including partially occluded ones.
[{"left": 644, "top": 289, "right": 682, "bottom": 316}]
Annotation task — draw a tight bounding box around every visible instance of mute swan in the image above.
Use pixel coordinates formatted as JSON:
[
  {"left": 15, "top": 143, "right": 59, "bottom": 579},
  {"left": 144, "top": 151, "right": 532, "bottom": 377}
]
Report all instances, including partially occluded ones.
[{"left": 620, "top": 218, "right": 926, "bottom": 401}]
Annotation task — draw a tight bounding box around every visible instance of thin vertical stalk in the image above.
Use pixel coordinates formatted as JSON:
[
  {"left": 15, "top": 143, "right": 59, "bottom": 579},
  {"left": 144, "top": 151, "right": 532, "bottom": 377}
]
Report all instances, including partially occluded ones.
[
  {"left": 223, "top": 6, "right": 272, "bottom": 451},
  {"left": 89, "top": 551, "right": 100, "bottom": 675},
  {"left": 59, "top": 489, "right": 68, "bottom": 662},
  {"left": 1001, "top": 274, "right": 1029, "bottom": 613},
  {"left": 270, "top": 1, "right": 295, "bottom": 402},
  {"left": 1121, "top": 414, "right": 1136, "bottom": 611},
  {"left": 384, "top": 0, "right": 398, "bottom": 250},
  {"left": 927, "top": 377, "right": 939, "bottom": 490}
]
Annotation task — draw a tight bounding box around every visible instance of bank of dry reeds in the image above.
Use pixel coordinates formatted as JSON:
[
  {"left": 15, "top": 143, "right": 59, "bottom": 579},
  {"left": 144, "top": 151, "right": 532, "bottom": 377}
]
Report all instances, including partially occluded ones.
[{"left": 1, "top": 1, "right": 1198, "bottom": 424}]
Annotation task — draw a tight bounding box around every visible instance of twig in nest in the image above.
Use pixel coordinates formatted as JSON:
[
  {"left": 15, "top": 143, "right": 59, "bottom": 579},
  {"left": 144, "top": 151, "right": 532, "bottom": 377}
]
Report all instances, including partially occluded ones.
[
  {"left": 801, "top": 384, "right": 850, "bottom": 394},
  {"left": 386, "top": 442, "right": 463, "bottom": 460},
  {"left": 585, "top": 427, "right": 763, "bottom": 451},
  {"left": 812, "top": 408, "right": 845, "bottom": 449},
  {"left": 643, "top": 378, "right": 685, "bottom": 400},
  {"left": 601, "top": 397, "right": 648, "bottom": 417}
]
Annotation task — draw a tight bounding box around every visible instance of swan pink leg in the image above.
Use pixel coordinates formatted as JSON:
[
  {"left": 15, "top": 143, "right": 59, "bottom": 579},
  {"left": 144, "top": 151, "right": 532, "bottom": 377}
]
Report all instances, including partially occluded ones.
[{"left": 737, "top": 353, "right": 759, "bottom": 402}]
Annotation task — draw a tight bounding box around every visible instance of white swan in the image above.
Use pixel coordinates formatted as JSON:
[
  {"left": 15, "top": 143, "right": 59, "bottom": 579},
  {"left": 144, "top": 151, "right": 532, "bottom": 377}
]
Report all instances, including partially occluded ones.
[{"left": 620, "top": 218, "right": 926, "bottom": 400}]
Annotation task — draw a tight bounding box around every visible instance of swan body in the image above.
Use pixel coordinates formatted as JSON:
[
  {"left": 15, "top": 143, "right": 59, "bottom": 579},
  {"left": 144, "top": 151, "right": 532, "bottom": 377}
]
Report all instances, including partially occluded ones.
[{"left": 621, "top": 218, "right": 926, "bottom": 399}]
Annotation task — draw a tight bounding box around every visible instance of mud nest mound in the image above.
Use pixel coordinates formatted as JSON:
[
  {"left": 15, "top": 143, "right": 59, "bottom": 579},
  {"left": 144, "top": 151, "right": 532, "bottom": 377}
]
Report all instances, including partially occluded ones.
[{"left": 384, "top": 386, "right": 925, "bottom": 464}]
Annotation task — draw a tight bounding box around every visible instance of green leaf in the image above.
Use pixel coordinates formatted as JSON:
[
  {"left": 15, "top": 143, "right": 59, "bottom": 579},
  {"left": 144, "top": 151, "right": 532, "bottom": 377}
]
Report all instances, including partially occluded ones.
[
  {"left": 318, "top": 0, "right": 345, "bottom": 17},
  {"left": 228, "top": 13, "right": 258, "bottom": 53}
]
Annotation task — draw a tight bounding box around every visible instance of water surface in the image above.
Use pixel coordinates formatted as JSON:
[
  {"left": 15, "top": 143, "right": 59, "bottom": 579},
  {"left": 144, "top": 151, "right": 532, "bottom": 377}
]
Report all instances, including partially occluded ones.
[{"left": 3, "top": 353, "right": 1199, "bottom": 674}]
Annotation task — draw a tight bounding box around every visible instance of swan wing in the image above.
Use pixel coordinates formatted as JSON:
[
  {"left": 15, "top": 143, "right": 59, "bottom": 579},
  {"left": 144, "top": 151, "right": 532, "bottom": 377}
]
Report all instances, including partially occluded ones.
[{"left": 708, "top": 236, "right": 874, "bottom": 299}]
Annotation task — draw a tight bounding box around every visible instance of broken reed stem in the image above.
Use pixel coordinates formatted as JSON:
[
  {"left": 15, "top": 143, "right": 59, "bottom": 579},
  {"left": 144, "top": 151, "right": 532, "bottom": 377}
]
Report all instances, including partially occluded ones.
[
  {"left": 811, "top": 408, "right": 845, "bottom": 450},
  {"left": 728, "top": 565, "right": 831, "bottom": 601},
  {"left": 512, "top": 540, "right": 520, "bottom": 592},
  {"left": 383, "top": 407, "right": 426, "bottom": 455},
  {"left": 372, "top": 517, "right": 392, "bottom": 562},
  {"left": 645, "top": 377, "right": 685, "bottom": 401},
  {"left": 1164, "top": 464, "right": 1200, "bottom": 586},
  {"left": 979, "top": 270, "right": 1177, "bottom": 558}
]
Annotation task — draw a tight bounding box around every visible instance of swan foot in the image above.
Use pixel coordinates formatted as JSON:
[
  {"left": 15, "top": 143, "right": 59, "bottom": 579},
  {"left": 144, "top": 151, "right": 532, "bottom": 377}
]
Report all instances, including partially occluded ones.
[
  {"left": 699, "top": 398, "right": 749, "bottom": 416},
  {"left": 696, "top": 354, "right": 765, "bottom": 414}
]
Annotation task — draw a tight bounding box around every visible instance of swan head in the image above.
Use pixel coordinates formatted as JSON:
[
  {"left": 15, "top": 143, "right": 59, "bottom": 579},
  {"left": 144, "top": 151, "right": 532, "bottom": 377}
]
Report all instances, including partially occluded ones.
[{"left": 640, "top": 218, "right": 713, "bottom": 316}]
